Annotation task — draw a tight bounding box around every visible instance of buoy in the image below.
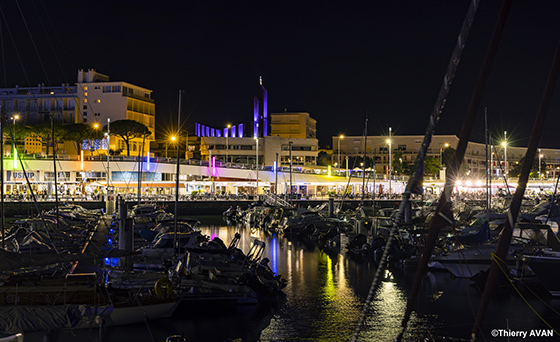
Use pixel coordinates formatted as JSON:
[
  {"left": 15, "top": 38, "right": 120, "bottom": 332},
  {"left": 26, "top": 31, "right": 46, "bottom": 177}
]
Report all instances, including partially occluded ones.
[{"left": 154, "top": 278, "right": 173, "bottom": 297}]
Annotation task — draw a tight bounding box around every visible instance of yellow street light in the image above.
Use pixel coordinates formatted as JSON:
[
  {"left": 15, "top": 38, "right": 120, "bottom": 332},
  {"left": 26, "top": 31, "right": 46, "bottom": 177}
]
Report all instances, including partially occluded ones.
[
  {"left": 338, "top": 135, "right": 344, "bottom": 167},
  {"left": 166, "top": 135, "right": 177, "bottom": 158}
]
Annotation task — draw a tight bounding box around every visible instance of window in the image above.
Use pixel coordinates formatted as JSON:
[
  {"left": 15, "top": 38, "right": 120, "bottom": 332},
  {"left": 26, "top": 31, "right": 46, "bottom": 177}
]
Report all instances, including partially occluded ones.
[
  {"left": 95, "top": 99, "right": 101, "bottom": 103},
  {"left": 83, "top": 105, "right": 87, "bottom": 110},
  {"left": 84, "top": 92, "right": 88, "bottom": 97},
  {"left": 103, "top": 86, "right": 111, "bottom": 92},
  {"left": 83, "top": 111, "right": 87, "bottom": 116},
  {"left": 83, "top": 118, "right": 87, "bottom": 123},
  {"left": 84, "top": 98, "right": 88, "bottom": 103},
  {"left": 83, "top": 86, "right": 88, "bottom": 91},
  {"left": 112, "top": 86, "right": 121, "bottom": 92}
]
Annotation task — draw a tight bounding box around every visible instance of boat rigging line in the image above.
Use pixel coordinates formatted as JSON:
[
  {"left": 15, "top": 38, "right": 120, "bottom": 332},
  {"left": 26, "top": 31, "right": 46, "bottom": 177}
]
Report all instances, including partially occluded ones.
[
  {"left": 471, "top": 29, "right": 560, "bottom": 342},
  {"left": 396, "top": 0, "right": 513, "bottom": 340},
  {"left": 351, "top": 0, "right": 482, "bottom": 340}
]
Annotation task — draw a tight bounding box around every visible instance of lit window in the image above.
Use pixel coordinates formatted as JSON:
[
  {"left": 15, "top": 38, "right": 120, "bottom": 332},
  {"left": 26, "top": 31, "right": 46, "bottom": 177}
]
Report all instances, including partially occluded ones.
[
  {"left": 84, "top": 86, "right": 88, "bottom": 91},
  {"left": 95, "top": 99, "right": 101, "bottom": 103},
  {"left": 84, "top": 98, "right": 88, "bottom": 103},
  {"left": 84, "top": 92, "right": 88, "bottom": 97}
]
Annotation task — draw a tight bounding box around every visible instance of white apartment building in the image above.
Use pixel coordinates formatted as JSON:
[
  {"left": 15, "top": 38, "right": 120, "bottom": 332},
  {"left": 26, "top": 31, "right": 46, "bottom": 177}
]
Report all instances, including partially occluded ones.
[{"left": 0, "top": 69, "right": 155, "bottom": 157}]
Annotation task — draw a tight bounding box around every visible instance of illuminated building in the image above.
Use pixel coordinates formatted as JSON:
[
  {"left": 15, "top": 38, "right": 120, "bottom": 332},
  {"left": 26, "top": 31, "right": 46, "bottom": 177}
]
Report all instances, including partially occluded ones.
[{"left": 0, "top": 69, "right": 155, "bottom": 157}]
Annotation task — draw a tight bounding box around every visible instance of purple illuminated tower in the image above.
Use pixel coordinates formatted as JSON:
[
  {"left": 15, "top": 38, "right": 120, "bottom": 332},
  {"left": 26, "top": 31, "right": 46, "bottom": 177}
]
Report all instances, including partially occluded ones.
[{"left": 253, "top": 77, "right": 268, "bottom": 138}]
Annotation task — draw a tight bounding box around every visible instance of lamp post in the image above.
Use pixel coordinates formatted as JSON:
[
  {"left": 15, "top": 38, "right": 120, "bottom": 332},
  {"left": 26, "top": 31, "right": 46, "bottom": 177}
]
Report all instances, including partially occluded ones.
[
  {"left": 539, "top": 149, "right": 543, "bottom": 179},
  {"left": 338, "top": 135, "right": 344, "bottom": 168},
  {"left": 226, "top": 124, "right": 231, "bottom": 163},
  {"left": 387, "top": 127, "right": 392, "bottom": 195},
  {"left": 502, "top": 131, "right": 507, "bottom": 177},
  {"left": 167, "top": 135, "right": 176, "bottom": 158},
  {"left": 255, "top": 137, "right": 259, "bottom": 197},
  {"left": 91, "top": 123, "right": 100, "bottom": 159},
  {"left": 289, "top": 141, "right": 293, "bottom": 196},
  {"left": 440, "top": 143, "right": 449, "bottom": 168}
]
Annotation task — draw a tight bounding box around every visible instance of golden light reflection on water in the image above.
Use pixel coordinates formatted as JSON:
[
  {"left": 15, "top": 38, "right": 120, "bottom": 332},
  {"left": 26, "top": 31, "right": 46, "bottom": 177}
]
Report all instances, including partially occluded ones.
[
  {"left": 198, "top": 223, "right": 430, "bottom": 341},
  {"left": 314, "top": 252, "right": 364, "bottom": 340}
]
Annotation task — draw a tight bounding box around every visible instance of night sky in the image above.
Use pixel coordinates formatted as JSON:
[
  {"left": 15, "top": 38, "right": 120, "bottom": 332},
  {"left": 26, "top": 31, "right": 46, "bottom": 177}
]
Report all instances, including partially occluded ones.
[{"left": 1, "top": 0, "right": 560, "bottom": 149}]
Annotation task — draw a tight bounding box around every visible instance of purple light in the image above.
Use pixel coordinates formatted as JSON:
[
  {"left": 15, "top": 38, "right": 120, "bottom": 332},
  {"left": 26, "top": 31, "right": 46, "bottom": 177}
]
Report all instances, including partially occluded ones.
[
  {"left": 224, "top": 127, "right": 228, "bottom": 138},
  {"left": 206, "top": 126, "right": 209, "bottom": 137},
  {"left": 211, "top": 128, "right": 215, "bottom": 137},
  {"left": 238, "top": 124, "right": 243, "bottom": 137},
  {"left": 253, "top": 96, "right": 259, "bottom": 138},
  {"left": 232, "top": 125, "right": 236, "bottom": 138},
  {"left": 212, "top": 156, "right": 216, "bottom": 176},
  {"left": 262, "top": 85, "right": 268, "bottom": 136}
]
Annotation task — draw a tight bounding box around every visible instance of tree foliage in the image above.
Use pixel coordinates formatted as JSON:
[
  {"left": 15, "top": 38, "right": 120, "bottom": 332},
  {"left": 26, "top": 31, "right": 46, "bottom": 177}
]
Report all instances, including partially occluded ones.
[
  {"left": 104, "top": 120, "right": 151, "bottom": 156},
  {"left": 509, "top": 156, "right": 547, "bottom": 178},
  {"left": 63, "top": 123, "right": 104, "bottom": 154},
  {"left": 441, "top": 147, "right": 455, "bottom": 168},
  {"left": 424, "top": 156, "right": 441, "bottom": 177}
]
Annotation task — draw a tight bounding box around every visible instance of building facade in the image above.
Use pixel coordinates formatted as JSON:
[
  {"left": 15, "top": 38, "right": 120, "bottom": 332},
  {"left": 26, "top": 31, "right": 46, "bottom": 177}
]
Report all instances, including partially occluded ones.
[
  {"left": 269, "top": 112, "right": 317, "bottom": 139},
  {"left": 333, "top": 134, "right": 560, "bottom": 180},
  {"left": 0, "top": 69, "right": 155, "bottom": 157}
]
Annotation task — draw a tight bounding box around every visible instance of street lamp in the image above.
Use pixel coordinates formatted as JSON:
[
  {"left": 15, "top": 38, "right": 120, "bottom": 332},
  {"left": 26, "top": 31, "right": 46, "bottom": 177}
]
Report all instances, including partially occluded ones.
[
  {"left": 338, "top": 135, "right": 344, "bottom": 168},
  {"left": 226, "top": 124, "right": 231, "bottom": 163},
  {"left": 539, "top": 149, "right": 543, "bottom": 179},
  {"left": 166, "top": 135, "right": 176, "bottom": 158},
  {"left": 440, "top": 143, "right": 449, "bottom": 168},
  {"left": 387, "top": 127, "right": 392, "bottom": 195},
  {"left": 502, "top": 131, "right": 507, "bottom": 177},
  {"left": 255, "top": 137, "right": 259, "bottom": 197},
  {"left": 91, "top": 123, "right": 99, "bottom": 158}
]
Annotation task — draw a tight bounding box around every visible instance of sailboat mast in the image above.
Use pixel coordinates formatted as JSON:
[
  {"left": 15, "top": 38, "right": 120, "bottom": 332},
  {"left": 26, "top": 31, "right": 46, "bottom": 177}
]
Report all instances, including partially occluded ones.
[
  {"left": 173, "top": 90, "right": 182, "bottom": 258},
  {"left": 52, "top": 115, "right": 59, "bottom": 232},
  {"left": 361, "top": 118, "right": 368, "bottom": 201},
  {"left": 485, "top": 107, "right": 489, "bottom": 221},
  {"left": 0, "top": 109, "right": 4, "bottom": 249}
]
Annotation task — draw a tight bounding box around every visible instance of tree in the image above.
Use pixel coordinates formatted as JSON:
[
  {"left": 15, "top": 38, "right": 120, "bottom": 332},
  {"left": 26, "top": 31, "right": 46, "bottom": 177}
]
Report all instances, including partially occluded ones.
[
  {"left": 4, "top": 123, "right": 31, "bottom": 154},
  {"left": 441, "top": 147, "right": 456, "bottom": 168},
  {"left": 424, "top": 156, "right": 441, "bottom": 177},
  {"left": 31, "top": 122, "right": 67, "bottom": 155},
  {"left": 316, "top": 151, "right": 330, "bottom": 166},
  {"left": 509, "top": 156, "right": 546, "bottom": 178},
  {"left": 63, "top": 123, "right": 104, "bottom": 155},
  {"left": 105, "top": 120, "right": 151, "bottom": 156}
]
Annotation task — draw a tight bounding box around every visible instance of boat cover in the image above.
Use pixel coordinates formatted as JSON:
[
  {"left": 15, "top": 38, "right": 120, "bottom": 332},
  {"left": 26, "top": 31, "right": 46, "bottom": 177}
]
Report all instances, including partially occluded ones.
[
  {"left": 0, "top": 248, "right": 139, "bottom": 272},
  {"left": 0, "top": 305, "right": 82, "bottom": 333}
]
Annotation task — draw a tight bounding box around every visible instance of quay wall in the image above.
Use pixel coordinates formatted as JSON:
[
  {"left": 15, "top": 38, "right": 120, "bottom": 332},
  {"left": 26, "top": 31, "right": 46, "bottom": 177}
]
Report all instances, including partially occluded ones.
[{"left": 4, "top": 199, "right": 403, "bottom": 218}]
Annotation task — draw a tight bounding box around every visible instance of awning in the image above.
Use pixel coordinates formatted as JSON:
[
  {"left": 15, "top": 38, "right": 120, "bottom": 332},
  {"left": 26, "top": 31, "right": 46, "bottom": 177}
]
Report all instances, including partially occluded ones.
[{"left": 96, "top": 181, "right": 186, "bottom": 188}]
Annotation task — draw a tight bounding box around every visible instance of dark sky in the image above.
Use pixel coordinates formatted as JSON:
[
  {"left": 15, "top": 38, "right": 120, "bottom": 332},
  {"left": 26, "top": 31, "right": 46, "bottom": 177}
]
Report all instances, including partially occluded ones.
[{"left": 2, "top": 0, "right": 560, "bottom": 149}]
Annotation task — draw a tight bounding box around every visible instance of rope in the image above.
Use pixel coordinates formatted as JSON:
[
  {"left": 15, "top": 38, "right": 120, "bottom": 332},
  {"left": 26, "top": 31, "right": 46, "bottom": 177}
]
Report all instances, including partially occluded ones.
[{"left": 490, "top": 252, "right": 559, "bottom": 336}]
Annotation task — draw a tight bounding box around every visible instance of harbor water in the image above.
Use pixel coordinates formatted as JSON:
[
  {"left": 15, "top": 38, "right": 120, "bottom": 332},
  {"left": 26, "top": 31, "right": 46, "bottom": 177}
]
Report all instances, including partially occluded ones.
[{"left": 26, "top": 215, "right": 560, "bottom": 342}]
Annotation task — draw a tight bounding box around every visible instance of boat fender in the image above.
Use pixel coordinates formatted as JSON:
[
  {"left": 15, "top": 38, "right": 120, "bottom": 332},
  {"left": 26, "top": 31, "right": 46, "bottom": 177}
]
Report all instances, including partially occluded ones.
[{"left": 154, "top": 278, "right": 173, "bottom": 297}]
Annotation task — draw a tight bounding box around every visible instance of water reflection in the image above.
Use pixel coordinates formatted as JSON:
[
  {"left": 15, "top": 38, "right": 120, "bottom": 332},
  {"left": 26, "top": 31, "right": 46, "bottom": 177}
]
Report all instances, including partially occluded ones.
[{"left": 26, "top": 216, "right": 560, "bottom": 342}]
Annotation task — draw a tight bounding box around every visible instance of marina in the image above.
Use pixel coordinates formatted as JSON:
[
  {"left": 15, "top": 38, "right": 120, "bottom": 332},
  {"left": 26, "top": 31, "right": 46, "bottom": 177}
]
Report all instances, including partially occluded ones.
[
  {"left": 2, "top": 1, "right": 560, "bottom": 341},
  {"left": 1, "top": 199, "right": 557, "bottom": 342}
]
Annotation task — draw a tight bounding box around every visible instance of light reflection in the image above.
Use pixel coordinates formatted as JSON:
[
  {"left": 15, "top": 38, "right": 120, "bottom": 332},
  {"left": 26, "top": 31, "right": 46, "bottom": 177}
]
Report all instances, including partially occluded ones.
[{"left": 271, "top": 235, "right": 278, "bottom": 275}]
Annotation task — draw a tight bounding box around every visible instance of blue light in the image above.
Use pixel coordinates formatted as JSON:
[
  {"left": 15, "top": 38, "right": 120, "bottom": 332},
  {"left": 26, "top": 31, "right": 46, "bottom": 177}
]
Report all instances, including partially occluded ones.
[
  {"left": 103, "top": 257, "right": 119, "bottom": 267},
  {"left": 273, "top": 161, "right": 277, "bottom": 173},
  {"left": 271, "top": 235, "right": 278, "bottom": 275}
]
